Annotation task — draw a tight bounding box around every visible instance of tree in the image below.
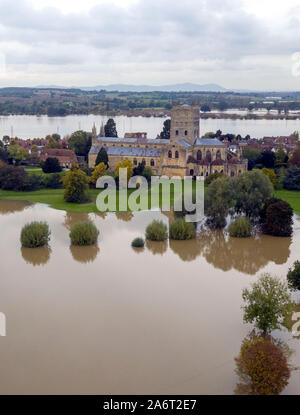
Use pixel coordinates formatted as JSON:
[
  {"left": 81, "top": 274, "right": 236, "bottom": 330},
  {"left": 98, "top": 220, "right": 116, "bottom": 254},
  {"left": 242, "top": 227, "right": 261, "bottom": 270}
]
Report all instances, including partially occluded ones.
[
  {"left": 68, "top": 130, "right": 92, "bottom": 158},
  {"left": 205, "top": 176, "right": 234, "bottom": 228},
  {"left": 200, "top": 104, "right": 211, "bottom": 112},
  {"left": 62, "top": 165, "right": 90, "bottom": 203},
  {"left": 115, "top": 159, "right": 133, "bottom": 180},
  {"left": 287, "top": 261, "right": 300, "bottom": 291},
  {"left": 104, "top": 119, "right": 118, "bottom": 138},
  {"left": 235, "top": 335, "right": 290, "bottom": 395},
  {"left": 133, "top": 160, "right": 145, "bottom": 176},
  {"left": 233, "top": 170, "right": 273, "bottom": 221},
  {"left": 160, "top": 119, "right": 170, "bottom": 139},
  {"left": 242, "top": 273, "right": 293, "bottom": 334},
  {"left": 260, "top": 150, "right": 275, "bottom": 169},
  {"left": 203, "top": 131, "right": 216, "bottom": 138},
  {"left": 261, "top": 198, "right": 293, "bottom": 237},
  {"left": 8, "top": 144, "right": 28, "bottom": 165},
  {"left": 142, "top": 167, "right": 153, "bottom": 183},
  {"left": 91, "top": 162, "right": 107, "bottom": 185},
  {"left": 289, "top": 143, "right": 300, "bottom": 167},
  {"left": 283, "top": 166, "right": 300, "bottom": 190},
  {"left": 262, "top": 168, "right": 278, "bottom": 188},
  {"left": 0, "top": 165, "right": 26, "bottom": 190},
  {"left": 242, "top": 148, "right": 262, "bottom": 170},
  {"left": 46, "top": 136, "right": 62, "bottom": 149},
  {"left": 275, "top": 146, "right": 288, "bottom": 168},
  {"left": 218, "top": 100, "right": 227, "bottom": 111},
  {"left": 42, "top": 157, "right": 62, "bottom": 173},
  {"left": 95, "top": 147, "right": 109, "bottom": 167}
]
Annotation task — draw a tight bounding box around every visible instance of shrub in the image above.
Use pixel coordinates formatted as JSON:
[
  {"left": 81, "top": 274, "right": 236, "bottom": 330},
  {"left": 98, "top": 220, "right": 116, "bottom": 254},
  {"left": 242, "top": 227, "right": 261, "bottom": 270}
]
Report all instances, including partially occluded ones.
[
  {"left": 20, "top": 221, "right": 51, "bottom": 248},
  {"left": 261, "top": 198, "right": 293, "bottom": 237},
  {"left": 287, "top": 261, "right": 300, "bottom": 291},
  {"left": 229, "top": 216, "right": 252, "bottom": 238},
  {"left": 131, "top": 237, "right": 145, "bottom": 248},
  {"left": 91, "top": 162, "right": 107, "bottom": 185},
  {"left": 235, "top": 336, "right": 290, "bottom": 395},
  {"left": 62, "top": 165, "right": 90, "bottom": 203},
  {"left": 0, "top": 165, "right": 26, "bottom": 190},
  {"left": 42, "top": 157, "right": 62, "bottom": 173},
  {"left": 145, "top": 220, "right": 168, "bottom": 241},
  {"left": 262, "top": 168, "right": 278, "bottom": 188},
  {"left": 20, "top": 174, "right": 41, "bottom": 191},
  {"left": 70, "top": 221, "right": 99, "bottom": 246},
  {"left": 169, "top": 218, "right": 196, "bottom": 240},
  {"left": 41, "top": 173, "right": 62, "bottom": 189}
]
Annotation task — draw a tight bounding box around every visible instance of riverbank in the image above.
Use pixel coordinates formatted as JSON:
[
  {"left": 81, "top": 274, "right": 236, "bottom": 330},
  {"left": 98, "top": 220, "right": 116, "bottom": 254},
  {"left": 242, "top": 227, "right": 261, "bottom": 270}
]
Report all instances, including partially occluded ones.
[{"left": 0, "top": 188, "right": 299, "bottom": 214}]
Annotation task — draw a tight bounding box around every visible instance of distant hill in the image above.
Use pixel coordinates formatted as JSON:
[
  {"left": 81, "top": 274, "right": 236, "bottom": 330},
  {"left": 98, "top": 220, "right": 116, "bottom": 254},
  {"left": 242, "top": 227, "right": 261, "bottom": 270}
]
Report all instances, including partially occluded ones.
[{"left": 36, "top": 83, "right": 229, "bottom": 92}]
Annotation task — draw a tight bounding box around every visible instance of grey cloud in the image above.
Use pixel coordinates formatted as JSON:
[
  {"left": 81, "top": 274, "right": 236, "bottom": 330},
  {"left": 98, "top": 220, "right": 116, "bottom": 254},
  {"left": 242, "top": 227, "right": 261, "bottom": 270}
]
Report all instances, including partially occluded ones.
[{"left": 0, "top": 0, "right": 299, "bottom": 87}]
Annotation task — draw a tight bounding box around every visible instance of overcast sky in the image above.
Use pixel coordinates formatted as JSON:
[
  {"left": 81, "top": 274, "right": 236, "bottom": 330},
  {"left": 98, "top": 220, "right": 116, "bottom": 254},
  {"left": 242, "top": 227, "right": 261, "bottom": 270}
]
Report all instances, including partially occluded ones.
[{"left": 0, "top": 0, "right": 300, "bottom": 90}]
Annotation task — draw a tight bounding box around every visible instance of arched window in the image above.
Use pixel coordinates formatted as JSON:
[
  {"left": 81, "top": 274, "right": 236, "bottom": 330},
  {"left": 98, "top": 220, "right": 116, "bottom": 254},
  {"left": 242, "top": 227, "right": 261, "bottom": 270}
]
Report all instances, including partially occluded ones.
[
  {"left": 142, "top": 158, "right": 146, "bottom": 165},
  {"left": 231, "top": 171, "right": 235, "bottom": 177},
  {"left": 151, "top": 159, "right": 155, "bottom": 166},
  {"left": 175, "top": 151, "right": 179, "bottom": 159},
  {"left": 168, "top": 150, "right": 172, "bottom": 158},
  {"left": 133, "top": 158, "right": 137, "bottom": 166},
  {"left": 175, "top": 130, "right": 179, "bottom": 136},
  {"left": 197, "top": 150, "right": 202, "bottom": 161},
  {"left": 190, "top": 169, "right": 194, "bottom": 176},
  {"left": 216, "top": 150, "right": 221, "bottom": 160},
  {"left": 185, "top": 130, "right": 188, "bottom": 136},
  {"left": 201, "top": 171, "right": 204, "bottom": 176},
  {"left": 206, "top": 150, "right": 212, "bottom": 163}
]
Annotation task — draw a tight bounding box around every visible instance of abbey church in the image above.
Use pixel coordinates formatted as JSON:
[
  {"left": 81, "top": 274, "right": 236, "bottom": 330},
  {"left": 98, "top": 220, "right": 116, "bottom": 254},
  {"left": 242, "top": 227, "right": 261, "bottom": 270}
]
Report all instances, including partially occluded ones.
[{"left": 88, "top": 103, "right": 248, "bottom": 177}]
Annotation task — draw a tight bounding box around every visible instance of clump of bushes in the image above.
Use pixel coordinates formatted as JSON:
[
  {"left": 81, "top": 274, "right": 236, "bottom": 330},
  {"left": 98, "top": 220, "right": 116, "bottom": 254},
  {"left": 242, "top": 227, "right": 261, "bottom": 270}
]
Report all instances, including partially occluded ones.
[
  {"left": 260, "top": 198, "right": 293, "bottom": 237},
  {"left": 70, "top": 221, "right": 99, "bottom": 246},
  {"left": 131, "top": 237, "right": 145, "bottom": 248},
  {"left": 20, "top": 221, "right": 51, "bottom": 248},
  {"left": 287, "top": 261, "right": 300, "bottom": 291},
  {"left": 235, "top": 336, "right": 290, "bottom": 395},
  {"left": 229, "top": 216, "right": 252, "bottom": 238},
  {"left": 41, "top": 157, "right": 62, "bottom": 173},
  {"left": 41, "top": 173, "right": 62, "bottom": 189},
  {"left": 145, "top": 220, "right": 168, "bottom": 241},
  {"left": 169, "top": 218, "right": 196, "bottom": 240}
]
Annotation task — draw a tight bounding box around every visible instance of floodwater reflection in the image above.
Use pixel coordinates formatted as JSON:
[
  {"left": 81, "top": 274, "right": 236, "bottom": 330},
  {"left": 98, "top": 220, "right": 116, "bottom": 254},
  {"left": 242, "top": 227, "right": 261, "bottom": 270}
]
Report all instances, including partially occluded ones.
[
  {"left": 170, "top": 229, "right": 292, "bottom": 274},
  {"left": 69, "top": 245, "right": 100, "bottom": 263},
  {"left": 21, "top": 246, "right": 52, "bottom": 266},
  {"left": 146, "top": 240, "right": 168, "bottom": 256},
  {"left": 0, "top": 199, "right": 31, "bottom": 214},
  {"left": 63, "top": 212, "right": 90, "bottom": 230}
]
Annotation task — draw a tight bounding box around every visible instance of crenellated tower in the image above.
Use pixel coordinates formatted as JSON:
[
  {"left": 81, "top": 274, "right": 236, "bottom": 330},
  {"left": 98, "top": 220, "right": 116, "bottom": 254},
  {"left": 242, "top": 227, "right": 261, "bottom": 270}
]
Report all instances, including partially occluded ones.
[{"left": 170, "top": 102, "right": 200, "bottom": 145}]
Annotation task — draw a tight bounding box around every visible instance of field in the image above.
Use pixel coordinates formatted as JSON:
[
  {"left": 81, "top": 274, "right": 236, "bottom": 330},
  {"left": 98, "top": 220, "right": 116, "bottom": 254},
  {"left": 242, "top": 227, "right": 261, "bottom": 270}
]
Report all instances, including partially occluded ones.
[
  {"left": 274, "top": 190, "right": 300, "bottom": 214},
  {"left": 0, "top": 187, "right": 298, "bottom": 214}
]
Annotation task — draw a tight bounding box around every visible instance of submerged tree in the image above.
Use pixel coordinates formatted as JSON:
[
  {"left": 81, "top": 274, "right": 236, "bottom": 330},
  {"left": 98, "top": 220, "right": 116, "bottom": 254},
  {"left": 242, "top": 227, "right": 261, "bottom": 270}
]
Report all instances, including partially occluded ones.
[{"left": 242, "top": 273, "right": 293, "bottom": 334}]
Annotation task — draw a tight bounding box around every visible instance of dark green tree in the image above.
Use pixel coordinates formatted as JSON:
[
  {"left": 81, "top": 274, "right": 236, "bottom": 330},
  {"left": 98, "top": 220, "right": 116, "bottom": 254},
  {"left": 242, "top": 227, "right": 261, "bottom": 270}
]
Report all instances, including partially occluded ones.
[
  {"left": 95, "top": 147, "right": 109, "bottom": 167},
  {"left": 104, "top": 119, "right": 118, "bottom": 138},
  {"left": 160, "top": 119, "right": 170, "bottom": 139},
  {"left": 42, "top": 157, "right": 62, "bottom": 173},
  {"left": 261, "top": 198, "right": 293, "bottom": 237},
  {"left": 283, "top": 166, "right": 300, "bottom": 190}
]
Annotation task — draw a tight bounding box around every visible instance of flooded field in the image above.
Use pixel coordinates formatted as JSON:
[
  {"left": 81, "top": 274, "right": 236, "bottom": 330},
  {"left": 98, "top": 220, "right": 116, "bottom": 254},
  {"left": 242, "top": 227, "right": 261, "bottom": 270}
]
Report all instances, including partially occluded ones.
[{"left": 0, "top": 199, "right": 299, "bottom": 394}]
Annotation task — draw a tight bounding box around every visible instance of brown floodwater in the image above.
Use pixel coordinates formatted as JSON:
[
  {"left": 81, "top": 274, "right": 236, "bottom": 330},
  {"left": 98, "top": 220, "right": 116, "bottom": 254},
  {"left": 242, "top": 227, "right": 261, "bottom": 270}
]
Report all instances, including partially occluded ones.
[{"left": 0, "top": 199, "right": 299, "bottom": 395}]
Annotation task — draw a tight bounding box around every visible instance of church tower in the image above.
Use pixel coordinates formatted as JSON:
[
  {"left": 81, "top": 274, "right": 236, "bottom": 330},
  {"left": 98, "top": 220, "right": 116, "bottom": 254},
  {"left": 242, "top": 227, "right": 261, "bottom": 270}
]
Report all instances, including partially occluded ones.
[
  {"left": 100, "top": 122, "right": 105, "bottom": 137},
  {"left": 92, "top": 123, "right": 97, "bottom": 145},
  {"left": 170, "top": 102, "right": 200, "bottom": 145}
]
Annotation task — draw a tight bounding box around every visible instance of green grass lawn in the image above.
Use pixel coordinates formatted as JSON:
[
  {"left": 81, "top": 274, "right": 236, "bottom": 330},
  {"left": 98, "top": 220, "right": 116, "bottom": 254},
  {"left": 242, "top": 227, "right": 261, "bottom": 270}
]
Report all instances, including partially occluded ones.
[
  {"left": 0, "top": 185, "right": 182, "bottom": 213},
  {"left": 0, "top": 186, "right": 298, "bottom": 215},
  {"left": 274, "top": 190, "right": 300, "bottom": 214}
]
